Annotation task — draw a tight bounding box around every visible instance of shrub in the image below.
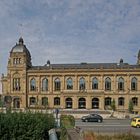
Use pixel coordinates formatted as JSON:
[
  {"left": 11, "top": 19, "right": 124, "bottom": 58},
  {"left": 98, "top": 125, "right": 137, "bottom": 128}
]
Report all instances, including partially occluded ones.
[
  {"left": 83, "top": 131, "right": 140, "bottom": 140},
  {"left": 60, "top": 115, "right": 75, "bottom": 128},
  {"left": 111, "top": 99, "right": 116, "bottom": 111},
  {"left": 59, "top": 127, "right": 68, "bottom": 140},
  {"left": 128, "top": 100, "right": 134, "bottom": 113},
  {"left": 0, "top": 112, "right": 55, "bottom": 140}
]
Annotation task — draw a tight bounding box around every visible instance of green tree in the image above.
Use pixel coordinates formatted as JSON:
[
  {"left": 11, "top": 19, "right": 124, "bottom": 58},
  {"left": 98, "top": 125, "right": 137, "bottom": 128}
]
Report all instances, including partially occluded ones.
[
  {"left": 111, "top": 99, "right": 116, "bottom": 111},
  {"left": 129, "top": 99, "right": 134, "bottom": 113}
]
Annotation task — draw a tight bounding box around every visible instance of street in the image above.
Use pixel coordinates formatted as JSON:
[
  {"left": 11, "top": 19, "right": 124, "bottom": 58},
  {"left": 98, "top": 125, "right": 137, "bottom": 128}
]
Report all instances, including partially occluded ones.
[{"left": 75, "top": 119, "right": 140, "bottom": 136}]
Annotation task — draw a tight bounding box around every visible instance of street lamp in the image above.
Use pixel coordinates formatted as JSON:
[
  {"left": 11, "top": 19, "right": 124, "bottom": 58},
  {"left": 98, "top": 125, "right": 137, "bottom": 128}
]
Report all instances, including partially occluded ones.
[{"left": 55, "top": 108, "right": 59, "bottom": 128}]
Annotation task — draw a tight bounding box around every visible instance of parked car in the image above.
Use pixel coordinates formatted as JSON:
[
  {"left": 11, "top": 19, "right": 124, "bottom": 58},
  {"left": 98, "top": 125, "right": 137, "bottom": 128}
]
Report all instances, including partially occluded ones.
[
  {"left": 81, "top": 114, "right": 103, "bottom": 122},
  {"left": 131, "top": 117, "right": 140, "bottom": 128}
]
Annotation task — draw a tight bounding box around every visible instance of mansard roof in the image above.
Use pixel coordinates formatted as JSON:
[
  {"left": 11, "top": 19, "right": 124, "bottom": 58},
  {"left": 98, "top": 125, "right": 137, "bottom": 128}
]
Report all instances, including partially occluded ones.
[{"left": 29, "top": 62, "right": 140, "bottom": 70}]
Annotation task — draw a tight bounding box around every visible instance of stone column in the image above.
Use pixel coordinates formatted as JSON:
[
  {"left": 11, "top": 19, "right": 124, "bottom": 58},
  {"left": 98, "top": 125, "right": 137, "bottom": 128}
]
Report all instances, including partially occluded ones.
[
  {"left": 75, "top": 74, "right": 78, "bottom": 90},
  {"left": 48, "top": 95, "right": 54, "bottom": 108},
  {"left": 126, "top": 74, "right": 130, "bottom": 93},
  {"left": 38, "top": 75, "right": 41, "bottom": 93},
  {"left": 87, "top": 75, "right": 90, "bottom": 91},
  {"left": 86, "top": 96, "right": 91, "bottom": 109},
  {"left": 100, "top": 74, "right": 104, "bottom": 90},
  {"left": 73, "top": 96, "right": 78, "bottom": 109},
  {"left": 113, "top": 74, "right": 117, "bottom": 93},
  {"left": 61, "top": 76, "right": 65, "bottom": 91},
  {"left": 49, "top": 75, "right": 53, "bottom": 93},
  {"left": 100, "top": 96, "right": 104, "bottom": 110},
  {"left": 61, "top": 95, "right": 64, "bottom": 109}
]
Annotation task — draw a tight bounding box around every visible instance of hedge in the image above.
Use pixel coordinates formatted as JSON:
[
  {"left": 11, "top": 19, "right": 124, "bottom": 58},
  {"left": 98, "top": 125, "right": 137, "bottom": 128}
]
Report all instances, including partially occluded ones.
[{"left": 0, "top": 111, "right": 55, "bottom": 140}]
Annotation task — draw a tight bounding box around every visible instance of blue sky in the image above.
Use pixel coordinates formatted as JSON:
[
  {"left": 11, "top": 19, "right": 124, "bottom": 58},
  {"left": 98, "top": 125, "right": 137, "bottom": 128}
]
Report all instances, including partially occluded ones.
[{"left": 1, "top": 0, "right": 140, "bottom": 77}]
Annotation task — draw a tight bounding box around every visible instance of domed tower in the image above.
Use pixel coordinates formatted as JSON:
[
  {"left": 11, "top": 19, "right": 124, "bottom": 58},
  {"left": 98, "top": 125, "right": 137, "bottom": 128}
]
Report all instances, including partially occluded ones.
[
  {"left": 9, "top": 37, "right": 32, "bottom": 68},
  {"left": 137, "top": 50, "right": 140, "bottom": 65},
  {"left": 5, "top": 37, "right": 32, "bottom": 109}
]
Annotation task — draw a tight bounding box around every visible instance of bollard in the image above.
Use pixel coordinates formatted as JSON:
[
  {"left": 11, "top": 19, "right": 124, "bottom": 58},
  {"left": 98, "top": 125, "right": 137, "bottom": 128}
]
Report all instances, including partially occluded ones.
[{"left": 48, "top": 129, "right": 58, "bottom": 140}]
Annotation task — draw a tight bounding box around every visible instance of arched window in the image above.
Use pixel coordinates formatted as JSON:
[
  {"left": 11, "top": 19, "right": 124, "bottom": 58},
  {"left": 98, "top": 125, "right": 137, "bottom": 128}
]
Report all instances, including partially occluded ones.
[
  {"left": 92, "top": 98, "right": 99, "bottom": 109},
  {"left": 79, "top": 78, "right": 86, "bottom": 90},
  {"left": 13, "top": 98, "right": 20, "bottom": 108},
  {"left": 54, "top": 78, "right": 61, "bottom": 91},
  {"left": 105, "top": 97, "right": 111, "bottom": 106},
  {"left": 30, "top": 78, "right": 36, "bottom": 91},
  {"left": 92, "top": 78, "right": 98, "bottom": 90},
  {"left": 42, "top": 97, "right": 48, "bottom": 106},
  {"left": 30, "top": 97, "right": 36, "bottom": 105},
  {"left": 13, "top": 78, "right": 20, "bottom": 91},
  {"left": 118, "top": 97, "right": 124, "bottom": 106},
  {"left": 42, "top": 78, "right": 48, "bottom": 91},
  {"left": 67, "top": 78, "right": 73, "bottom": 90},
  {"left": 54, "top": 97, "right": 60, "bottom": 105},
  {"left": 131, "top": 77, "right": 137, "bottom": 91},
  {"left": 78, "top": 98, "right": 86, "bottom": 109},
  {"left": 105, "top": 77, "right": 111, "bottom": 91},
  {"left": 118, "top": 77, "right": 124, "bottom": 91},
  {"left": 65, "top": 98, "right": 72, "bottom": 108},
  {"left": 13, "top": 58, "right": 21, "bottom": 64},
  {"left": 132, "top": 97, "right": 138, "bottom": 106}
]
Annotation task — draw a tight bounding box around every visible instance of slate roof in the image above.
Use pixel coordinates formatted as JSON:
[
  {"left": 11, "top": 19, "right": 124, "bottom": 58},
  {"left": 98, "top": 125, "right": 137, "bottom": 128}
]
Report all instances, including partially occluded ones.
[{"left": 29, "top": 62, "right": 140, "bottom": 70}]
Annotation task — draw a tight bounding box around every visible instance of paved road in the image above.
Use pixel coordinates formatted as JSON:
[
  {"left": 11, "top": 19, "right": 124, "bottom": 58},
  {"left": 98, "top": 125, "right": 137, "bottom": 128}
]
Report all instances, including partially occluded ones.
[{"left": 75, "top": 119, "right": 140, "bottom": 136}]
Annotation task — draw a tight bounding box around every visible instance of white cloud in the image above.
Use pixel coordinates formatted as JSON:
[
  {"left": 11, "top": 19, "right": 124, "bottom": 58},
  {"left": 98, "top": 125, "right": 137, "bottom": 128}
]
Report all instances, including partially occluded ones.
[{"left": 0, "top": 0, "right": 140, "bottom": 76}]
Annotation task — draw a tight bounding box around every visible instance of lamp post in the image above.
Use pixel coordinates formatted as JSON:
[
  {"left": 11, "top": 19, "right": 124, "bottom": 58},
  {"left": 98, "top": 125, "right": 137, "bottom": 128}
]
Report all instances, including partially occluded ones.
[{"left": 55, "top": 108, "right": 59, "bottom": 128}]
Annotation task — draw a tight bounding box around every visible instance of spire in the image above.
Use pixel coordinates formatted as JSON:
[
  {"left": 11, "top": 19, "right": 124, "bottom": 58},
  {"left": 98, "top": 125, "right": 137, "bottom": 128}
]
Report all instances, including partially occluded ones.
[
  {"left": 137, "top": 50, "right": 140, "bottom": 65},
  {"left": 138, "top": 50, "right": 140, "bottom": 58},
  {"left": 120, "top": 58, "right": 123, "bottom": 64},
  {"left": 19, "top": 37, "right": 24, "bottom": 45}
]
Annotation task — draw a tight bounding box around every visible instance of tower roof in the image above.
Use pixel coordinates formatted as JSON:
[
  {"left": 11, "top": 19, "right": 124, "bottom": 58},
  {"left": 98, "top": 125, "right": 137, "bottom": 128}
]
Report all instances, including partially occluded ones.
[{"left": 11, "top": 37, "right": 31, "bottom": 57}]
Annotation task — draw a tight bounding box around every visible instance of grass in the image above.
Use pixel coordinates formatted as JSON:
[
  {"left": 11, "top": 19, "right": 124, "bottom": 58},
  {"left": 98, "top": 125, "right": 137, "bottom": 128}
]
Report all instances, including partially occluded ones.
[{"left": 81, "top": 131, "right": 140, "bottom": 140}]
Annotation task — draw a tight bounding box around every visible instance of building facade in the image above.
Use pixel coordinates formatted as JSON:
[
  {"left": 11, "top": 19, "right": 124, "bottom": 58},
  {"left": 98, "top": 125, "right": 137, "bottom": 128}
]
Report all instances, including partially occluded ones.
[{"left": 1, "top": 38, "right": 140, "bottom": 113}]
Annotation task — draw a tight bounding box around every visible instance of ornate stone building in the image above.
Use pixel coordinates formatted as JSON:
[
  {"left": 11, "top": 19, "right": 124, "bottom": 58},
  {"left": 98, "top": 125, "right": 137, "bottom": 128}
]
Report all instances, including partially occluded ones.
[{"left": 1, "top": 38, "right": 140, "bottom": 114}]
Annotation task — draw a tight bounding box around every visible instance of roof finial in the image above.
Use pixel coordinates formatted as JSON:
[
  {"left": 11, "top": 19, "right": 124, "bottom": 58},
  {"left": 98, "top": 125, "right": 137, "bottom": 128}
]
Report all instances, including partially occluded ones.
[
  {"left": 19, "top": 37, "right": 24, "bottom": 45},
  {"left": 138, "top": 50, "right": 140, "bottom": 58},
  {"left": 120, "top": 58, "right": 123, "bottom": 64}
]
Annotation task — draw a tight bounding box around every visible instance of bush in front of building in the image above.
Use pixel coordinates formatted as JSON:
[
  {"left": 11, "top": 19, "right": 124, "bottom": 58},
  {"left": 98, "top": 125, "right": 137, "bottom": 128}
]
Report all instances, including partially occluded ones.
[
  {"left": 0, "top": 111, "right": 55, "bottom": 140},
  {"left": 59, "top": 127, "right": 68, "bottom": 140},
  {"left": 60, "top": 115, "right": 75, "bottom": 129},
  {"left": 128, "top": 99, "right": 134, "bottom": 113},
  {"left": 111, "top": 99, "right": 116, "bottom": 111}
]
